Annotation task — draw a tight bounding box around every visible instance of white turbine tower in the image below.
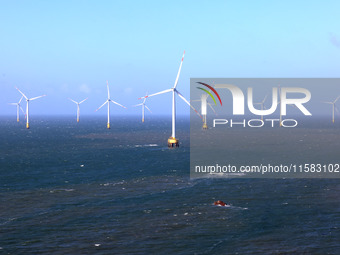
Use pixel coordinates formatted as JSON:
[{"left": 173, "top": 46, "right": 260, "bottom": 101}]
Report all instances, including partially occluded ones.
[
  {"left": 138, "top": 51, "right": 201, "bottom": 147},
  {"left": 133, "top": 92, "right": 151, "bottom": 122},
  {"left": 277, "top": 85, "right": 282, "bottom": 127},
  {"left": 9, "top": 96, "right": 25, "bottom": 122},
  {"left": 254, "top": 95, "right": 267, "bottom": 121},
  {"left": 191, "top": 94, "right": 217, "bottom": 129},
  {"left": 16, "top": 87, "right": 46, "bottom": 129},
  {"left": 96, "top": 81, "right": 127, "bottom": 129},
  {"left": 322, "top": 96, "right": 340, "bottom": 123},
  {"left": 68, "top": 98, "right": 88, "bottom": 123}
]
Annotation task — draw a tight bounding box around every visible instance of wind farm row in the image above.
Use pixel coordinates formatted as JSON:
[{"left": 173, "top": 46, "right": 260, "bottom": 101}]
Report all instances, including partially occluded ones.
[
  {"left": 8, "top": 51, "right": 201, "bottom": 147},
  {"left": 6, "top": 50, "right": 340, "bottom": 147}
]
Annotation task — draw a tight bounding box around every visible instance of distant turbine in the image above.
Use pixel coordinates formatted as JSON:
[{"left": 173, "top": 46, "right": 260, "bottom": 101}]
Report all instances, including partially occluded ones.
[
  {"left": 133, "top": 92, "right": 151, "bottom": 122},
  {"left": 254, "top": 94, "right": 267, "bottom": 121},
  {"left": 68, "top": 98, "right": 88, "bottom": 123},
  {"left": 138, "top": 51, "right": 201, "bottom": 147},
  {"left": 191, "top": 94, "right": 217, "bottom": 129},
  {"left": 16, "top": 87, "right": 46, "bottom": 129},
  {"left": 8, "top": 96, "right": 25, "bottom": 122},
  {"left": 96, "top": 81, "right": 127, "bottom": 129},
  {"left": 277, "top": 85, "right": 282, "bottom": 126},
  {"left": 322, "top": 96, "right": 340, "bottom": 123}
]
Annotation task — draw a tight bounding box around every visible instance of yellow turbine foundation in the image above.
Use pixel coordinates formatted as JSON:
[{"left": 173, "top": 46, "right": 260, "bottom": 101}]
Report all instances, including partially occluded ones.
[
  {"left": 203, "top": 123, "right": 208, "bottom": 129},
  {"left": 26, "top": 123, "right": 30, "bottom": 129},
  {"left": 107, "top": 123, "right": 110, "bottom": 129},
  {"left": 142, "top": 118, "right": 144, "bottom": 123},
  {"left": 168, "top": 137, "right": 179, "bottom": 147}
]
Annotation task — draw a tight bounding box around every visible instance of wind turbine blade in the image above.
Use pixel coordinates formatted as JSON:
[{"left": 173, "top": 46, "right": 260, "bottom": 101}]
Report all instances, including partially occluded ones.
[
  {"left": 30, "top": 95, "right": 46, "bottom": 101},
  {"left": 107, "top": 81, "right": 110, "bottom": 99},
  {"left": 20, "top": 105, "right": 25, "bottom": 114},
  {"left": 207, "top": 102, "right": 217, "bottom": 116},
  {"left": 79, "top": 98, "right": 88, "bottom": 104},
  {"left": 111, "top": 100, "right": 127, "bottom": 109},
  {"left": 335, "top": 105, "right": 340, "bottom": 114},
  {"left": 322, "top": 101, "right": 333, "bottom": 104},
  {"left": 173, "top": 50, "right": 185, "bottom": 89},
  {"left": 16, "top": 87, "right": 28, "bottom": 100},
  {"left": 19, "top": 96, "right": 23, "bottom": 104},
  {"left": 95, "top": 100, "right": 108, "bottom": 111},
  {"left": 143, "top": 91, "right": 148, "bottom": 104},
  {"left": 175, "top": 89, "right": 202, "bottom": 119},
  {"left": 68, "top": 98, "right": 78, "bottom": 104},
  {"left": 132, "top": 103, "right": 143, "bottom": 107},
  {"left": 138, "top": 89, "right": 172, "bottom": 99},
  {"left": 145, "top": 105, "right": 152, "bottom": 113},
  {"left": 8, "top": 103, "right": 17, "bottom": 105},
  {"left": 334, "top": 95, "right": 340, "bottom": 103},
  {"left": 262, "top": 94, "right": 268, "bottom": 104}
]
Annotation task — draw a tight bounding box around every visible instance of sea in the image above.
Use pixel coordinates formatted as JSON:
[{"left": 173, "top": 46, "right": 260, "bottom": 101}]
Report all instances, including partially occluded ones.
[{"left": 0, "top": 116, "right": 339, "bottom": 254}]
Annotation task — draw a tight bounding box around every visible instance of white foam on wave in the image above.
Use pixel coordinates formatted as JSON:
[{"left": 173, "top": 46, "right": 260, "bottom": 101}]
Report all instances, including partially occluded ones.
[
  {"left": 100, "top": 180, "right": 126, "bottom": 187},
  {"left": 134, "top": 144, "right": 159, "bottom": 148},
  {"left": 214, "top": 204, "right": 248, "bottom": 210},
  {"left": 0, "top": 217, "right": 17, "bottom": 226},
  {"left": 49, "top": 188, "right": 75, "bottom": 193}
]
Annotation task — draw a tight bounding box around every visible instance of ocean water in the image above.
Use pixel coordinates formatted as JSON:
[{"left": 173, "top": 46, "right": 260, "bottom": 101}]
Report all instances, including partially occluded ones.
[{"left": 0, "top": 116, "right": 339, "bottom": 254}]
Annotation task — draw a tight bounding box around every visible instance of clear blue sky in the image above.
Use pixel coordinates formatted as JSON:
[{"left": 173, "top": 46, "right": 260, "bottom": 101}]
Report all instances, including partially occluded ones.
[{"left": 1, "top": 0, "right": 340, "bottom": 116}]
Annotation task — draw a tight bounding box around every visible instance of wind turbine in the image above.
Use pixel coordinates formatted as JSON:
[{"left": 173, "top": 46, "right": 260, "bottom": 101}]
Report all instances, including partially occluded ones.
[
  {"left": 191, "top": 94, "right": 217, "bottom": 129},
  {"left": 8, "top": 96, "right": 25, "bottom": 122},
  {"left": 16, "top": 87, "right": 46, "bottom": 129},
  {"left": 96, "top": 81, "right": 127, "bottom": 129},
  {"left": 277, "top": 85, "right": 282, "bottom": 126},
  {"left": 138, "top": 51, "right": 201, "bottom": 147},
  {"left": 133, "top": 92, "right": 151, "bottom": 122},
  {"left": 322, "top": 96, "right": 340, "bottom": 123},
  {"left": 68, "top": 98, "right": 88, "bottom": 123},
  {"left": 254, "top": 95, "right": 267, "bottom": 121}
]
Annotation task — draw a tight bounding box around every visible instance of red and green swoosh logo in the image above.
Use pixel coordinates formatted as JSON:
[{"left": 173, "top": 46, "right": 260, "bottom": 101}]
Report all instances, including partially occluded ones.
[{"left": 196, "top": 82, "right": 222, "bottom": 106}]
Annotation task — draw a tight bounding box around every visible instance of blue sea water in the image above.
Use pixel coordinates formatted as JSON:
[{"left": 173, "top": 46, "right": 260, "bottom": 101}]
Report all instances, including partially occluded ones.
[{"left": 0, "top": 116, "right": 340, "bottom": 254}]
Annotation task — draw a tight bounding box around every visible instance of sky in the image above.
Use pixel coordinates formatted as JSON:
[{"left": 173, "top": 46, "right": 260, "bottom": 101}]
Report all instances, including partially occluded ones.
[{"left": 1, "top": 0, "right": 340, "bottom": 117}]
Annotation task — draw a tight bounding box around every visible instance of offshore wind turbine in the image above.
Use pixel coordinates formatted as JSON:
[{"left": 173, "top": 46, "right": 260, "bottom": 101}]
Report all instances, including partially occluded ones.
[
  {"left": 254, "top": 95, "right": 267, "bottom": 121},
  {"left": 9, "top": 96, "right": 25, "bottom": 122},
  {"left": 68, "top": 98, "right": 88, "bottom": 123},
  {"left": 16, "top": 87, "right": 46, "bottom": 129},
  {"left": 322, "top": 96, "right": 340, "bottom": 123},
  {"left": 277, "top": 85, "right": 282, "bottom": 126},
  {"left": 138, "top": 51, "right": 201, "bottom": 147},
  {"left": 96, "top": 81, "right": 127, "bottom": 129},
  {"left": 133, "top": 92, "right": 151, "bottom": 122},
  {"left": 191, "top": 94, "right": 217, "bottom": 129}
]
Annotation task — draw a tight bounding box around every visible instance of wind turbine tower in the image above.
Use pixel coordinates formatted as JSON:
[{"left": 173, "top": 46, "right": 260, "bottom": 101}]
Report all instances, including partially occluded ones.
[
  {"left": 191, "top": 94, "right": 216, "bottom": 129},
  {"left": 16, "top": 87, "right": 46, "bottom": 129},
  {"left": 322, "top": 96, "right": 340, "bottom": 123},
  {"left": 254, "top": 95, "right": 267, "bottom": 121},
  {"left": 9, "top": 96, "right": 25, "bottom": 122},
  {"left": 138, "top": 51, "right": 201, "bottom": 147},
  {"left": 133, "top": 92, "right": 151, "bottom": 122},
  {"left": 68, "top": 98, "right": 88, "bottom": 122},
  {"left": 96, "top": 81, "right": 127, "bottom": 129}
]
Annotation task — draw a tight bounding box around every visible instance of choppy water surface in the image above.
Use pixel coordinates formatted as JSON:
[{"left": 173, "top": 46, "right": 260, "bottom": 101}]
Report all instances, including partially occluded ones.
[{"left": 0, "top": 116, "right": 339, "bottom": 254}]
